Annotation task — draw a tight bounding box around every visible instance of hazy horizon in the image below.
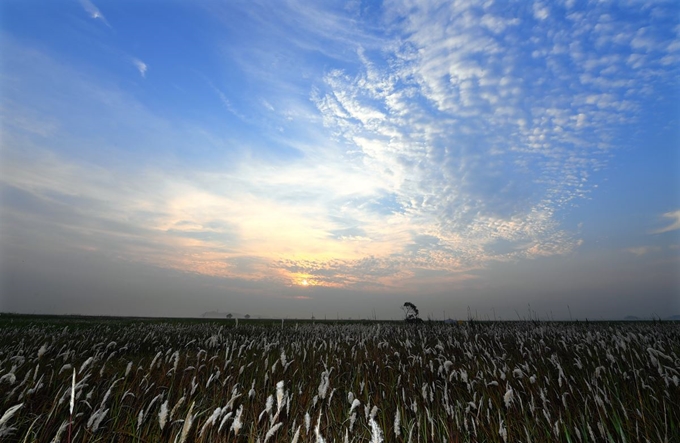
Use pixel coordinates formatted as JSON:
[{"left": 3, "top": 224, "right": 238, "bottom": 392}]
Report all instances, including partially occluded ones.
[{"left": 1, "top": 0, "right": 679, "bottom": 320}]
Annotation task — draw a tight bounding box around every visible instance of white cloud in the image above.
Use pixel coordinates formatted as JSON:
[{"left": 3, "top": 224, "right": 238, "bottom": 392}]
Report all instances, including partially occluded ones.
[
  {"left": 651, "top": 210, "right": 680, "bottom": 234},
  {"left": 132, "top": 58, "right": 147, "bottom": 78},
  {"left": 533, "top": 2, "right": 549, "bottom": 21},
  {"left": 79, "top": 0, "right": 111, "bottom": 27},
  {"left": 631, "top": 28, "right": 655, "bottom": 52}
]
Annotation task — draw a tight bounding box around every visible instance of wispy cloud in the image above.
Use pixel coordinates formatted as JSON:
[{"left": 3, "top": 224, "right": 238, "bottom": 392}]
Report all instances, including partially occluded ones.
[
  {"left": 205, "top": 80, "right": 248, "bottom": 121},
  {"left": 132, "top": 58, "right": 147, "bottom": 78},
  {"left": 625, "top": 246, "right": 661, "bottom": 256},
  {"left": 651, "top": 210, "right": 680, "bottom": 234},
  {"left": 79, "top": 0, "right": 111, "bottom": 28}
]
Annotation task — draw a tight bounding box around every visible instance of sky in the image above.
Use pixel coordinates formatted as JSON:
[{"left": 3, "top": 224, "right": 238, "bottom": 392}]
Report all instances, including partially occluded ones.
[{"left": 1, "top": 0, "right": 678, "bottom": 320}]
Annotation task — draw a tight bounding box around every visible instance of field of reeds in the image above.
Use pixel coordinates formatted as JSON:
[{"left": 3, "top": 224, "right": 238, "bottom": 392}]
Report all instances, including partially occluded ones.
[{"left": 0, "top": 315, "right": 678, "bottom": 442}]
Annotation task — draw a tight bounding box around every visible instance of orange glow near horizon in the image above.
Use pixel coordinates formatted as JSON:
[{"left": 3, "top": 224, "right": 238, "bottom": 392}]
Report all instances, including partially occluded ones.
[{"left": 287, "top": 272, "right": 345, "bottom": 288}]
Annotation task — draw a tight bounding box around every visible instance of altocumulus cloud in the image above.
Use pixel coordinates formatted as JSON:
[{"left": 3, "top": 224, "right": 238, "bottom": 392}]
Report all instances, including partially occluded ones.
[
  {"left": 1, "top": 0, "right": 678, "bottom": 294},
  {"left": 298, "top": 0, "right": 679, "bottom": 288}
]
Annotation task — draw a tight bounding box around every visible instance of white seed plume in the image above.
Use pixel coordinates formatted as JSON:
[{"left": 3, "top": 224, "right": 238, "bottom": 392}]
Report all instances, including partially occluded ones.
[
  {"left": 158, "top": 400, "right": 168, "bottom": 431},
  {"left": 226, "top": 391, "right": 242, "bottom": 411},
  {"left": 37, "top": 343, "right": 48, "bottom": 358},
  {"left": 50, "top": 420, "right": 68, "bottom": 443},
  {"left": 79, "top": 357, "right": 94, "bottom": 374},
  {"left": 86, "top": 408, "right": 101, "bottom": 430},
  {"left": 231, "top": 404, "right": 243, "bottom": 435},
  {"left": 291, "top": 425, "right": 301, "bottom": 443},
  {"left": 498, "top": 417, "right": 508, "bottom": 443},
  {"left": 318, "top": 371, "right": 330, "bottom": 399},
  {"left": 91, "top": 408, "right": 109, "bottom": 432},
  {"left": 369, "top": 416, "right": 383, "bottom": 443},
  {"left": 178, "top": 401, "right": 195, "bottom": 443},
  {"left": 315, "top": 412, "right": 326, "bottom": 443},
  {"left": 199, "top": 407, "right": 222, "bottom": 438},
  {"left": 0, "top": 373, "right": 15, "bottom": 385},
  {"left": 70, "top": 368, "right": 76, "bottom": 415},
  {"left": 100, "top": 377, "right": 122, "bottom": 408},
  {"left": 0, "top": 403, "right": 23, "bottom": 437},
  {"left": 349, "top": 398, "right": 360, "bottom": 415},
  {"left": 171, "top": 351, "right": 180, "bottom": 373},
  {"left": 170, "top": 396, "right": 186, "bottom": 420},
  {"left": 264, "top": 422, "right": 283, "bottom": 443},
  {"left": 276, "top": 380, "right": 285, "bottom": 413},
  {"left": 149, "top": 351, "right": 162, "bottom": 370},
  {"left": 218, "top": 411, "right": 233, "bottom": 433},
  {"left": 504, "top": 387, "right": 514, "bottom": 408},
  {"left": 259, "top": 394, "right": 274, "bottom": 422}
]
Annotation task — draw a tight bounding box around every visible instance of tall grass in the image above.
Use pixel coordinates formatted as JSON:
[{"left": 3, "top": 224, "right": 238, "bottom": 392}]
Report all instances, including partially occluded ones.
[{"left": 0, "top": 319, "right": 678, "bottom": 442}]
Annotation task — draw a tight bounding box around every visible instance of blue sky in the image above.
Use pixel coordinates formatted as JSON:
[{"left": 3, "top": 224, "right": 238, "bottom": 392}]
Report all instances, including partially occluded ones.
[{"left": 1, "top": 0, "right": 678, "bottom": 319}]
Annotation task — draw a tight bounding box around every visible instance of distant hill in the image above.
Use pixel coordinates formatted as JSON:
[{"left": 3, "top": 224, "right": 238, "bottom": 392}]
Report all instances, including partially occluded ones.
[
  {"left": 624, "top": 316, "right": 640, "bottom": 320},
  {"left": 666, "top": 314, "right": 680, "bottom": 321}
]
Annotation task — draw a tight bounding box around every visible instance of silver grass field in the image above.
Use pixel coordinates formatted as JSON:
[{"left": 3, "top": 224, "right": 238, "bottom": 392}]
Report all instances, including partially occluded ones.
[{"left": 0, "top": 317, "right": 678, "bottom": 442}]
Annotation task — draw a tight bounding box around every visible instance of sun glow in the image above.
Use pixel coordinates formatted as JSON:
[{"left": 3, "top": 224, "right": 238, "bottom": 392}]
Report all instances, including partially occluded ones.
[{"left": 290, "top": 273, "right": 315, "bottom": 287}]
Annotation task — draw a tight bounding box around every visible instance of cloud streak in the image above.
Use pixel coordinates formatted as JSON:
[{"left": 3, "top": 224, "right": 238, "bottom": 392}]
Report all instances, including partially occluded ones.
[
  {"left": 80, "top": 0, "right": 111, "bottom": 28},
  {"left": 651, "top": 210, "right": 680, "bottom": 234}
]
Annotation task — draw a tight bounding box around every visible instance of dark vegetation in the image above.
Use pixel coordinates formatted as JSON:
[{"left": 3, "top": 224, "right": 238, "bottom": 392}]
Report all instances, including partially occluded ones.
[{"left": 0, "top": 314, "right": 678, "bottom": 442}]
